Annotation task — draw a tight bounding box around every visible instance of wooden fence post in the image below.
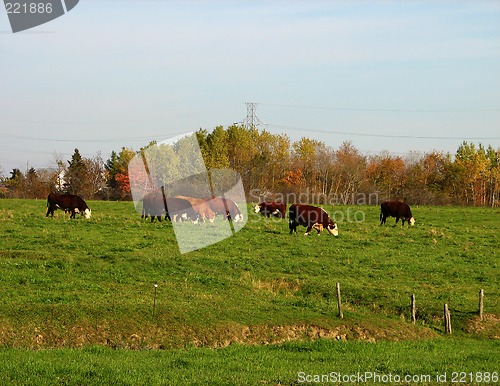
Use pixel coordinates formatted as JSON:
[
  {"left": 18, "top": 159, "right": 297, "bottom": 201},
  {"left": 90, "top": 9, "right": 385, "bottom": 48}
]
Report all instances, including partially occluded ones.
[
  {"left": 152, "top": 283, "right": 158, "bottom": 318},
  {"left": 411, "top": 294, "right": 416, "bottom": 324},
  {"left": 444, "top": 304, "right": 452, "bottom": 334},
  {"left": 479, "top": 289, "right": 484, "bottom": 321},
  {"left": 336, "top": 282, "right": 343, "bottom": 319}
]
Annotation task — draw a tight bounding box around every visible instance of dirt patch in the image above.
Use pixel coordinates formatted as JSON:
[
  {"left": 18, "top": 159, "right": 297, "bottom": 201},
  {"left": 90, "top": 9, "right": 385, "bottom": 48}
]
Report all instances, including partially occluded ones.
[
  {"left": 0, "top": 318, "right": 439, "bottom": 350},
  {"left": 465, "top": 314, "right": 500, "bottom": 339}
]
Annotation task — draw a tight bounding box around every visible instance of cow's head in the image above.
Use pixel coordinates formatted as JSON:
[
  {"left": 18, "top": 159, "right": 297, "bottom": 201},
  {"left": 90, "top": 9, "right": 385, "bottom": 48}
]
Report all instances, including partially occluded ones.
[
  {"left": 234, "top": 213, "right": 244, "bottom": 222},
  {"left": 409, "top": 217, "right": 415, "bottom": 226},
  {"left": 326, "top": 223, "right": 338, "bottom": 236},
  {"left": 253, "top": 204, "right": 261, "bottom": 214},
  {"left": 83, "top": 208, "right": 91, "bottom": 219}
]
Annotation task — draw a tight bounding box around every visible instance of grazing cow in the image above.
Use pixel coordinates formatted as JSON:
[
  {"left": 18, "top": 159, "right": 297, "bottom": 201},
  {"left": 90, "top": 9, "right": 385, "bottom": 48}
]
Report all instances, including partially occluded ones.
[
  {"left": 175, "top": 195, "right": 215, "bottom": 223},
  {"left": 380, "top": 201, "right": 415, "bottom": 226},
  {"left": 288, "top": 204, "right": 338, "bottom": 236},
  {"left": 253, "top": 202, "right": 286, "bottom": 218},
  {"left": 142, "top": 191, "right": 199, "bottom": 223},
  {"left": 206, "top": 197, "right": 243, "bottom": 222},
  {"left": 142, "top": 190, "right": 166, "bottom": 222},
  {"left": 46, "top": 192, "right": 91, "bottom": 219},
  {"left": 166, "top": 197, "right": 199, "bottom": 223}
]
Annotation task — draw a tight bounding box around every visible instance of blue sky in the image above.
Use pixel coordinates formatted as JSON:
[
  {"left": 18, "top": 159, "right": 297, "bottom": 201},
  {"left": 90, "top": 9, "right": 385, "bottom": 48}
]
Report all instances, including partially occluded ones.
[{"left": 1, "top": 1, "right": 499, "bottom": 175}]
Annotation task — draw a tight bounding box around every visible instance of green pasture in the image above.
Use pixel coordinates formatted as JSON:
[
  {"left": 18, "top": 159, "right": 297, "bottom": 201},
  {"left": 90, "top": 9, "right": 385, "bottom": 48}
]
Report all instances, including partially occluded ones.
[{"left": 0, "top": 199, "right": 498, "bottom": 384}]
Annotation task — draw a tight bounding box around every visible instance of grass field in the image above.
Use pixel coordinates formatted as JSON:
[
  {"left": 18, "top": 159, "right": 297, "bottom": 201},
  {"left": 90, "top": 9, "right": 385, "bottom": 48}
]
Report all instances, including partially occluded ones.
[{"left": 0, "top": 199, "right": 498, "bottom": 384}]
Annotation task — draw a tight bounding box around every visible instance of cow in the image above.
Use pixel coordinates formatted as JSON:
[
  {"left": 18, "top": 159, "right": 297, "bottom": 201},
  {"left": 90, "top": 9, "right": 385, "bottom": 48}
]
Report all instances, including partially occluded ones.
[
  {"left": 141, "top": 190, "right": 166, "bottom": 222},
  {"left": 380, "top": 201, "right": 415, "bottom": 226},
  {"left": 253, "top": 202, "right": 286, "bottom": 218},
  {"left": 175, "top": 195, "right": 215, "bottom": 223},
  {"left": 206, "top": 197, "right": 243, "bottom": 222},
  {"left": 142, "top": 191, "right": 199, "bottom": 223},
  {"left": 166, "top": 197, "right": 199, "bottom": 223},
  {"left": 46, "top": 192, "right": 91, "bottom": 219},
  {"left": 288, "top": 204, "right": 338, "bottom": 236}
]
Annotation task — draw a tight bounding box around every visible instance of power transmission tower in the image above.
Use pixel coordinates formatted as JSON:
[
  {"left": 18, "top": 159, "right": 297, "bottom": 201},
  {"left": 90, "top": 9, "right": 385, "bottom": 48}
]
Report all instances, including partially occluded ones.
[{"left": 244, "top": 102, "right": 262, "bottom": 130}]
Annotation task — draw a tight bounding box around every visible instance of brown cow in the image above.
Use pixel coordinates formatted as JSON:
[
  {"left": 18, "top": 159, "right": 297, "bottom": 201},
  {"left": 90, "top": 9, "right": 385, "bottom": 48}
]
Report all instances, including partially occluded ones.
[
  {"left": 141, "top": 190, "right": 166, "bottom": 222},
  {"left": 289, "top": 204, "right": 338, "bottom": 236},
  {"left": 175, "top": 195, "right": 215, "bottom": 223},
  {"left": 253, "top": 202, "right": 286, "bottom": 218},
  {"left": 206, "top": 197, "right": 243, "bottom": 222},
  {"left": 142, "top": 191, "right": 198, "bottom": 223},
  {"left": 46, "top": 192, "right": 91, "bottom": 219},
  {"left": 166, "top": 197, "right": 199, "bottom": 223},
  {"left": 380, "top": 201, "right": 415, "bottom": 226}
]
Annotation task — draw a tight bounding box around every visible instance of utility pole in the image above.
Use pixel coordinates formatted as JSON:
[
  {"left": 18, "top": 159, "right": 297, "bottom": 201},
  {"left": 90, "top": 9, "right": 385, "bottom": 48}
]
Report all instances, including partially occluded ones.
[{"left": 244, "top": 102, "right": 262, "bottom": 130}]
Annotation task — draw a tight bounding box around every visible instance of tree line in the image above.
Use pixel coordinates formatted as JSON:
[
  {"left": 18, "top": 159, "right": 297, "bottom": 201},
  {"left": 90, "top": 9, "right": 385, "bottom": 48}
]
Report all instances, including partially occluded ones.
[{"left": 1, "top": 125, "right": 499, "bottom": 206}]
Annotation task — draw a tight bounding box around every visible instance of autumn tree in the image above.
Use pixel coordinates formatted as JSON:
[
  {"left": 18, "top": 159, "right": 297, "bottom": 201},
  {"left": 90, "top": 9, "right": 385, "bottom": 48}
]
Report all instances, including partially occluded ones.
[
  {"left": 329, "top": 142, "right": 367, "bottom": 204},
  {"left": 291, "top": 137, "right": 324, "bottom": 192},
  {"left": 454, "top": 142, "right": 491, "bottom": 205},
  {"left": 105, "top": 147, "right": 136, "bottom": 200},
  {"left": 204, "top": 126, "right": 230, "bottom": 170},
  {"left": 366, "top": 152, "right": 407, "bottom": 202},
  {"left": 82, "top": 153, "right": 106, "bottom": 199},
  {"left": 485, "top": 145, "right": 500, "bottom": 206}
]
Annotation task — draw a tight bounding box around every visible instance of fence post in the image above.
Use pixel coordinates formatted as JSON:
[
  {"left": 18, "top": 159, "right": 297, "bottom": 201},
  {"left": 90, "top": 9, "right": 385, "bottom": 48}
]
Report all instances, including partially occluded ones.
[
  {"left": 336, "top": 282, "right": 343, "bottom": 319},
  {"left": 479, "top": 289, "right": 484, "bottom": 321},
  {"left": 411, "top": 294, "right": 416, "bottom": 324},
  {"left": 444, "top": 304, "right": 452, "bottom": 334},
  {"left": 152, "top": 283, "right": 158, "bottom": 318}
]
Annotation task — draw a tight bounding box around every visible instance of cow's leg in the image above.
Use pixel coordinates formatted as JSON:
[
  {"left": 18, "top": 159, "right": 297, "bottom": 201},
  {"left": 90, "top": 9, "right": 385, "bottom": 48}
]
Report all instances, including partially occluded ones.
[
  {"left": 394, "top": 217, "right": 400, "bottom": 226},
  {"left": 304, "top": 225, "right": 313, "bottom": 236},
  {"left": 70, "top": 209, "right": 76, "bottom": 219},
  {"left": 289, "top": 220, "right": 297, "bottom": 235}
]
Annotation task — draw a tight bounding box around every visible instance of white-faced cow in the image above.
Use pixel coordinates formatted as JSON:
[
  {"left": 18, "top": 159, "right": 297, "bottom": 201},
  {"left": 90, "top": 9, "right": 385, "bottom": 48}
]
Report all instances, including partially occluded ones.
[
  {"left": 166, "top": 197, "right": 199, "bottom": 223},
  {"left": 46, "top": 192, "right": 91, "bottom": 219},
  {"left": 288, "top": 204, "right": 338, "bottom": 236},
  {"left": 380, "top": 201, "right": 415, "bottom": 226},
  {"left": 175, "top": 195, "right": 215, "bottom": 223},
  {"left": 142, "top": 191, "right": 198, "bottom": 223},
  {"left": 254, "top": 202, "right": 286, "bottom": 218},
  {"left": 206, "top": 197, "right": 243, "bottom": 222}
]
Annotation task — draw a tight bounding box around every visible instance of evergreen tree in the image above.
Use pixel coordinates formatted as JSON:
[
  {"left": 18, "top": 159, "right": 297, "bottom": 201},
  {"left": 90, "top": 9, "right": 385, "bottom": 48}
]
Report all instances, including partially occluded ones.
[
  {"left": 105, "top": 150, "right": 120, "bottom": 199},
  {"left": 65, "top": 148, "right": 88, "bottom": 195}
]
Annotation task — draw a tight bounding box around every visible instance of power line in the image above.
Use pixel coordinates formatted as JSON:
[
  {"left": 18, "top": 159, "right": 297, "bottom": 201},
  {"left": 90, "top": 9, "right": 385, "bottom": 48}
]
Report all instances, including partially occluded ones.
[
  {"left": 264, "top": 123, "right": 500, "bottom": 141},
  {"left": 0, "top": 131, "right": 189, "bottom": 143},
  {"left": 261, "top": 103, "right": 500, "bottom": 113}
]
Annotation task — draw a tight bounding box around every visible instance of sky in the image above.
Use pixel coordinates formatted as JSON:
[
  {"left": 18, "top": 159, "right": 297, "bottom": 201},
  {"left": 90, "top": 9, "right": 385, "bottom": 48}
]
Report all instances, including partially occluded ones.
[{"left": 1, "top": 0, "right": 499, "bottom": 176}]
